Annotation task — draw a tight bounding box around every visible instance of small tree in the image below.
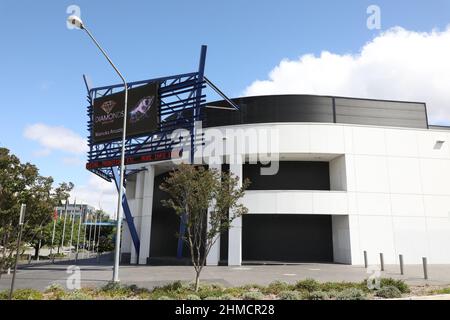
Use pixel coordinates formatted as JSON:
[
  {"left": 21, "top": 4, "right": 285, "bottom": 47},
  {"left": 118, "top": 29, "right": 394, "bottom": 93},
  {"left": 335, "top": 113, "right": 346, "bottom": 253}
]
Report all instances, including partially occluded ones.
[{"left": 160, "top": 163, "right": 249, "bottom": 291}]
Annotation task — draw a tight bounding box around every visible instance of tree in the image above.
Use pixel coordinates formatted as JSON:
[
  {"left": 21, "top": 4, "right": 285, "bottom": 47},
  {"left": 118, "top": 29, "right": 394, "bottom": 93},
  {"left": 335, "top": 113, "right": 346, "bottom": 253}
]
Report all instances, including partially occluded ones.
[
  {"left": 0, "top": 148, "right": 73, "bottom": 274},
  {"left": 160, "top": 163, "right": 249, "bottom": 291}
]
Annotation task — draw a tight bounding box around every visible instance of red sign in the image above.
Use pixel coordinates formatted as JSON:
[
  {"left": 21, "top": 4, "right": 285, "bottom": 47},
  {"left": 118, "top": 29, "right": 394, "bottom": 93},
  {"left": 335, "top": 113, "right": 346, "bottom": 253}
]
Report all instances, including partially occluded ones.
[{"left": 86, "top": 149, "right": 180, "bottom": 170}]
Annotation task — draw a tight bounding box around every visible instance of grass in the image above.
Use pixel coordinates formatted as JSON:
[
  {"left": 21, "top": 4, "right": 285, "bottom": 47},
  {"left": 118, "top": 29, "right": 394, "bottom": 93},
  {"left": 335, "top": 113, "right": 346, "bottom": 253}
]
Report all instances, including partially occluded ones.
[
  {"left": 0, "top": 278, "right": 412, "bottom": 300},
  {"left": 431, "top": 287, "right": 450, "bottom": 295}
]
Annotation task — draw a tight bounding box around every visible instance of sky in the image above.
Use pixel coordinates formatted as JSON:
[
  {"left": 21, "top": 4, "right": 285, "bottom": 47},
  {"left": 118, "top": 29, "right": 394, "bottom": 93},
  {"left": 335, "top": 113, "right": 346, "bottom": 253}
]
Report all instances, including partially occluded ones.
[{"left": 1, "top": 0, "right": 450, "bottom": 215}]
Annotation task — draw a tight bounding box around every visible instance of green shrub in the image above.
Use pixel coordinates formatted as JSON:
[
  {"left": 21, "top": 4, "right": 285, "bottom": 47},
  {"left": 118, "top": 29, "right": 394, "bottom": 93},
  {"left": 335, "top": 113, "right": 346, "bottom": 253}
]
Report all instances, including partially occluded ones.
[
  {"left": 0, "top": 290, "right": 8, "bottom": 300},
  {"left": 11, "top": 289, "right": 43, "bottom": 300},
  {"left": 220, "top": 294, "right": 237, "bottom": 300},
  {"left": 380, "top": 278, "right": 410, "bottom": 294},
  {"left": 433, "top": 287, "right": 450, "bottom": 295},
  {"left": 44, "top": 283, "right": 66, "bottom": 300},
  {"left": 186, "top": 294, "right": 201, "bottom": 300},
  {"left": 278, "top": 290, "right": 301, "bottom": 300},
  {"left": 64, "top": 290, "right": 93, "bottom": 300},
  {"left": 242, "top": 291, "right": 265, "bottom": 300},
  {"left": 322, "top": 281, "right": 367, "bottom": 293},
  {"left": 335, "top": 288, "right": 366, "bottom": 300},
  {"left": 156, "top": 280, "right": 185, "bottom": 293},
  {"left": 307, "top": 291, "right": 330, "bottom": 300},
  {"left": 45, "top": 283, "right": 64, "bottom": 293},
  {"left": 266, "top": 281, "right": 292, "bottom": 294},
  {"left": 295, "top": 279, "right": 320, "bottom": 292},
  {"left": 100, "top": 282, "right": 138, "bottom": 297},
  {"left": 375, "top": 286, "right": 402, "bottom": 299},
  {"left": 158, "top": 295, "right": 171, "bottom": 300},
  {"left": 203, "top": 296, "right": 220, "bottom": 300}
]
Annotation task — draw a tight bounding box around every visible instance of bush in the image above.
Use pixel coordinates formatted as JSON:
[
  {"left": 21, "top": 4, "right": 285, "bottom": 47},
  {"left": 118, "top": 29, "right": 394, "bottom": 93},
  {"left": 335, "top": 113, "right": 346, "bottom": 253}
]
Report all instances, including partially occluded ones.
[
  {"left": 295, "top": 279, "right": 320, "bottom": 292},
  {"left": 158, "top": 295, "right": 171, "bottom": 300},
  {"left": 11, "top": 289, "right": 43, "bottom": 300},
  {"left": 45, "top": 283, "right": 66, "bottom": 300},
  {"left": 307, "top": 291, "right": 330, "bottom": 300},
  {"left": 220, "top": 294, "right": 237, "bottom": 300},
  {"left": 100, "top": 282, "right": 139, "bottom": 297},
  {"left": 278, "top": 290, "right": 301, "bottom": 300},
  {"left": 266, "top": 281, "right": 292, "bottom": 294},
  {"left": 203, "top": 296, "right": 220, "bottom": 300},
  {"left": 375, "top": 286, "right": 402, "bottom": 299},
  {"left": 380, "top": 278, "right": 410, "bottom": 294},
  {"left": 64, "top": 290, "right": 93, "bottom": 300},
  {"left": 45, "top": 283, "right": 64, "bottom": 293},
  {"left": 0, "top": 290, "right": 8, "bottom": 300},
  {"left": 242, "top": 291, "right": 265, "bottom": 300},
  {"left": 434, "top": 287, "right": 450, "bottom": 295},
  {"left": 159, "top": 281, "right": 184, "bottom": 292},
  {"left": 186, "top": 294, "right": 201, "bottom": 300},
  {"left": 322, "top": 281, "right": 367, "bottom": 293},
  {"left": 335, "top": 288, "right": 366, "bottom": 300}
]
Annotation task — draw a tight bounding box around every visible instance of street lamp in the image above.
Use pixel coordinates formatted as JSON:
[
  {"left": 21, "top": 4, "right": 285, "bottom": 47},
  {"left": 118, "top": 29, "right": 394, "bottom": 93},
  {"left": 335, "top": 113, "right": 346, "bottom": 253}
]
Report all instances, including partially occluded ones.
[{"left": 68, "top": 15, "right": 128, "bottom": 282}]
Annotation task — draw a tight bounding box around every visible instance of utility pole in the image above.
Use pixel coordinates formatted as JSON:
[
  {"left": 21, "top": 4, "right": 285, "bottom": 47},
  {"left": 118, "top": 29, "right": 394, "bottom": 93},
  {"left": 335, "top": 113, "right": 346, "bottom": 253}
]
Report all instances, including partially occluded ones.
[
  {"left": 9, "top": 204, "right": 26, "bottom": 300},
  {"left": 59, "top": 198, "right": 69, "bottom": 255},
  {"left": 68, "top": 199, "right": 77, "bottom": 260},
  {"left": 75, "top": 205, "right": 84, "bottom": 263}
]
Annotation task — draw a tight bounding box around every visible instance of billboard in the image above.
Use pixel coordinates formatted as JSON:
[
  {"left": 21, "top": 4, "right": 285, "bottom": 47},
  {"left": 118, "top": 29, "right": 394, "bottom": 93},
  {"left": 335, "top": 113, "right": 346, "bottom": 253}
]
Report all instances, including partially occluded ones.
[{"left": 92, "top": 82, "right": 159, "bottom": 143}]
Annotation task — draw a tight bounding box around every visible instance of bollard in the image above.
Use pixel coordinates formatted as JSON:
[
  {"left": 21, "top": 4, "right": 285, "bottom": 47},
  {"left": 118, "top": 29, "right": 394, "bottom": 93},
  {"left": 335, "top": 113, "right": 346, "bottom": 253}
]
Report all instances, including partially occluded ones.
[
  {"left": 422, "top": 257, "right": 428, "bottom": 280},
  {"left": 379, "top": 253, "right": 384, "bottom": 271},
  {"left": 399, "top": 254, "right": 404, "bottom": 275},
  {"left": 28, "top": 254, "right": 32, "bottom": 264},
  {"left": 7, "top": 268, "right": 11, "bottom": 275},
  {"left": 364, "top": 251, "right": 368, "bottom": 268}
]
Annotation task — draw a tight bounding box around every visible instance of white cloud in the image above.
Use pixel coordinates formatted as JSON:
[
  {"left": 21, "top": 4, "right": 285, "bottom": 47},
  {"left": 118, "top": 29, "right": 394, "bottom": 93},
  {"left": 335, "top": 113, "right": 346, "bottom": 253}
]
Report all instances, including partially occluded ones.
[
  {"left": 24, "top": 123, "right": 88, "bottom": 155},
  {"left": 70, "top": 175, "right": 117, "bottom": 217},
  {"left": 244, "top": 26, "right": 450, "bottom": 124}
]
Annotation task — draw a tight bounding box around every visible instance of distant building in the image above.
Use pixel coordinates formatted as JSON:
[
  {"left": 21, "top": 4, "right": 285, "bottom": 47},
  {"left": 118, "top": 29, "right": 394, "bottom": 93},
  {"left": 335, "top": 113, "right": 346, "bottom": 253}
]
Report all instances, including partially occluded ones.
[{"left": 55, "top": 203, "right": 96, "bottom": 219}]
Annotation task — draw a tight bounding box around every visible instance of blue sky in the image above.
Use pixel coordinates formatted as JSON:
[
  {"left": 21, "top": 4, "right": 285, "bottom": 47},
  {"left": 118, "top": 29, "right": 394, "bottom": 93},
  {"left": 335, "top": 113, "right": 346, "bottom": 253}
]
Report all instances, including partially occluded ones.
[{"left": 1, "top": 0, "right": 450, "bottom": 212}]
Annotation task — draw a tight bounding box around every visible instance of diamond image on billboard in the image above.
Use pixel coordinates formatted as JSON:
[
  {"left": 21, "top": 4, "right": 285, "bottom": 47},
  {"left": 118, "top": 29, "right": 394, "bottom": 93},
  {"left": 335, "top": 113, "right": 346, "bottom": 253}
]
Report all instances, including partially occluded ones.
[
  {"left": 129, "top": 96, "right": 155, "bottom": 124},
  {"left": 92, "top": 82, "right": 159, "bottom": 143}
]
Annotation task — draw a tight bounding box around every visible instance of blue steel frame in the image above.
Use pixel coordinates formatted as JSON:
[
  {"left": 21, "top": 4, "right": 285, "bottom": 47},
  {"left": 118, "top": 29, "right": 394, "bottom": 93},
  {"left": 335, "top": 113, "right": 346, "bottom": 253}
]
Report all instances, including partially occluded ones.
[{"left": 85, "top": 46, "right": 239, "bottom": 260}]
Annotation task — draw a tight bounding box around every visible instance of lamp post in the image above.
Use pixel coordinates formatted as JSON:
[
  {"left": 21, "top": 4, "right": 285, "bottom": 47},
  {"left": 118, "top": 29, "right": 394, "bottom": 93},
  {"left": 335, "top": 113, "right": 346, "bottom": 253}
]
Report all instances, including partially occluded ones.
[
  {"left": 59, "top": 198, "right": 69, "bottom": 255},
  {"left": 68, "top": 15, "right": 128, "bottom": 282}
]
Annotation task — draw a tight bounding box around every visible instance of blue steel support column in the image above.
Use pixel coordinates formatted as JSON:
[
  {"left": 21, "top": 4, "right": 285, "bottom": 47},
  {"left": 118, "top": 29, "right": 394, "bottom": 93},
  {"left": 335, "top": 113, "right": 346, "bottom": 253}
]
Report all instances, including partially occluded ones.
[
  {"left": 177, "top": 45, "right": 207, "bottom": 259},
  {"left": 112, "top": 167, "right": 140, "bottom": 256}
]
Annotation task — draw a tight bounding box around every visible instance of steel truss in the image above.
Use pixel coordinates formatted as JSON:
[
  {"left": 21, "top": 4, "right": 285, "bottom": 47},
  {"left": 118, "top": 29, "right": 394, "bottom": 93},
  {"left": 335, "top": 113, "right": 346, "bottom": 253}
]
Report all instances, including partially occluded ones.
[{"left": 84, "top": 46, "right": 238, "bottom": 259}]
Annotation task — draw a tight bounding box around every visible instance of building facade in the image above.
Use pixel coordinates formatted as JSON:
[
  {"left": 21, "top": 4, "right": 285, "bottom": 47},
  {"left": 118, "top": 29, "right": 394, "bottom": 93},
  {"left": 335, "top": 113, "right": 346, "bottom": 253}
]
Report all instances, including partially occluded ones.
[
  {"left": 120, "top": 95, "right": 450, "bottom": 266},
  {"left": 56, "top": 203, "right": 96, "bottom": 219}
]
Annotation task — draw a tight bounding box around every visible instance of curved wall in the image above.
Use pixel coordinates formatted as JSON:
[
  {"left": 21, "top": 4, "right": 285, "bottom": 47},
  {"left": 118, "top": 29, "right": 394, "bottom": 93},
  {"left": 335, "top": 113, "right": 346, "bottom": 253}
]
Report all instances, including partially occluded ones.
[{"left": 204, "top": 95, "right": 428, "bottom": 129}]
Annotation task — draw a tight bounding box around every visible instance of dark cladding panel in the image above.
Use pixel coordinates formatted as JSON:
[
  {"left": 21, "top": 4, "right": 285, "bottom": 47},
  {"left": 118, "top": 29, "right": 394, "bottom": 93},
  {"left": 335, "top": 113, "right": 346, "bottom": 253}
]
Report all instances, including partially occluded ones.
[
  {"left": 242, "top": 214, "right": 333, "bottom": 263},
  {"left": 204, "top": 95, "right": 334, "bottom": 127},
  {"left": 243, "top": 161, "right": 330, "bottom": 191},
  {"left": 204, "top": 95, "right": 429, "bottom": 130},
  {"left": 335, "top": 98, "right": 427, "bottom": 128}
]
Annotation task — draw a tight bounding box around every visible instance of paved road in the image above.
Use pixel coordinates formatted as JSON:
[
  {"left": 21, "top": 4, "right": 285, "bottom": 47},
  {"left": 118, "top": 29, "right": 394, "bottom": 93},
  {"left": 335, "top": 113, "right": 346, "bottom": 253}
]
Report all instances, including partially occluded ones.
[{"left": 1, "top": 254, "right": 450, "bottom": 291}]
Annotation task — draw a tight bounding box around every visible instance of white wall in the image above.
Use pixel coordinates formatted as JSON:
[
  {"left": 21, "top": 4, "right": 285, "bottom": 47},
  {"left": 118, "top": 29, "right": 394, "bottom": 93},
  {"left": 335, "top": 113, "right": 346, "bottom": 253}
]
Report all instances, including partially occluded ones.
[
  {"left": 332, "top": 215, "right": 352, "bottom": 264},
  {"left": 203, "top": 122, "right": 450, "bottom": 265}
]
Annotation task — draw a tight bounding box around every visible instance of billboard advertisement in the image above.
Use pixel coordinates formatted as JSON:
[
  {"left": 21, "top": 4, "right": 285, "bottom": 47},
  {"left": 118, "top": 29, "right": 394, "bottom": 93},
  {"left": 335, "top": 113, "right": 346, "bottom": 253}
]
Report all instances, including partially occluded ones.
[{"left": 92, "top": 82, "right": 159, "bottom": 143}]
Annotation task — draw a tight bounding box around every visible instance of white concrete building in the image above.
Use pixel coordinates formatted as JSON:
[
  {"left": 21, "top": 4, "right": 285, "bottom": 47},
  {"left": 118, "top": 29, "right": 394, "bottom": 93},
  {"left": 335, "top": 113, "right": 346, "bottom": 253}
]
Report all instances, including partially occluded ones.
[{"left": 120, "top": 95, "right": 450, "bottom": 266}]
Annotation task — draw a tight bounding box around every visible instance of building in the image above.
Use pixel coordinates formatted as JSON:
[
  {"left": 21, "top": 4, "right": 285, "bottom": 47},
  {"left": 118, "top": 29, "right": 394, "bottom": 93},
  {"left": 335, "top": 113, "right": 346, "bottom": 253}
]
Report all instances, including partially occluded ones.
[
  {"left": 120, "top": 94, "right": 450, "bottom": 266},
  {"left": 56, "top": 203, "right": 96, "bottom": 219}
]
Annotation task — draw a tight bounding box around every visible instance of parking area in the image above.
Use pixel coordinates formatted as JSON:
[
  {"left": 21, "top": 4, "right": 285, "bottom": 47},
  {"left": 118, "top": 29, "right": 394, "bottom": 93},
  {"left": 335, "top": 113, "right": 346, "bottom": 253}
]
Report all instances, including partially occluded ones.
[{"left": 1, "top": 254, "right": 450, "bottom": 291}]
